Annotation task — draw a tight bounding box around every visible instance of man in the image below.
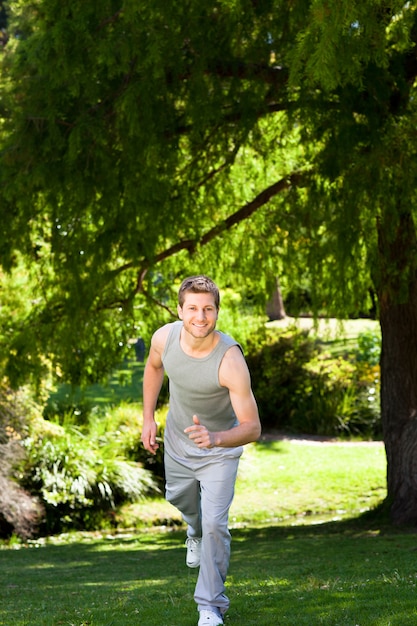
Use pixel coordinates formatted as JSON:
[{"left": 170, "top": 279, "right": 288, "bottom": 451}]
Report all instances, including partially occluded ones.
[{"left": 141, "top": 275, "right": 261, "bottom": 626}]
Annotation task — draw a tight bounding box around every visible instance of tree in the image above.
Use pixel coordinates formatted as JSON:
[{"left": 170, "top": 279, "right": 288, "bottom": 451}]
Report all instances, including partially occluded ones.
[
  {"left": 286, "top": 1, "right": 417, "bottom": 525},
  {"left": 266, "top": 277, "right": 286, "bottom": 321},
  {"left": 1, "top": 1, "right": 417, "bottom": 524},
  {"left": 0, "top": 0, "right": 301, "bottom": 386}
]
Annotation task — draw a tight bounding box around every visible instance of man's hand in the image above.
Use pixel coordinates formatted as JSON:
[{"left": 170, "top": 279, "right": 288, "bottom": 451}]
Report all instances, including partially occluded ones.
[
  {"left": 141, "top": 419, "right": 160, "bottom": 455},
  {"left": 184, "top": 415, "right": 215, "bottom": 448}
]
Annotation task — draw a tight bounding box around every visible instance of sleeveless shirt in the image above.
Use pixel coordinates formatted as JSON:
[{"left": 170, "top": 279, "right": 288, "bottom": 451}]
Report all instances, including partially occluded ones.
[{"left": 162, "top": 321, "right": 243, "bottom": 463}]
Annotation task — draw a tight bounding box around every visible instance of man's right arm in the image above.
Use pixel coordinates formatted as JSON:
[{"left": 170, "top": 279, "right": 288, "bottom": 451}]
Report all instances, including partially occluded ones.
[{"left": 141, "top": 325, "right": 169, "bottom": 455}]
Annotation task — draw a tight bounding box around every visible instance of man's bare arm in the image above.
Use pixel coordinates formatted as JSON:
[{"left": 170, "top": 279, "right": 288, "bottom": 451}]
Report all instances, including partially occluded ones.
[
  {"left": 141, "top": 325, "right": 170, "bottom": 454},
  {"left": 184, "top": 346, "right": 261, "bottom": 448}
]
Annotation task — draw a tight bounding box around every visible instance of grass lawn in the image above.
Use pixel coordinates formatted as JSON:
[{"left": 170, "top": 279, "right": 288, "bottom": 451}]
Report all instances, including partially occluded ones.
[
  {"left": 46, "top": 360, "right": 145, "bottom": 409},
  {"left": 126, "top": 438, "right": 386, "bottom": 529},
  {"left": 3, "top": 521, "right": 417, "bottom": 626},
  {"left": 1, "top": 438, "right": 410, "bottom": 626}
]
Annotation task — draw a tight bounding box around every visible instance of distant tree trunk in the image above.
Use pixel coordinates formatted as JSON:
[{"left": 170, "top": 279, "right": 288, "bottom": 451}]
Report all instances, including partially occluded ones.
[
  {"left": 266, "top": 276, "right": 286, "bottom": 321},
  {"left": 377, "top": 211, "right": 417, "bottom": 524}
]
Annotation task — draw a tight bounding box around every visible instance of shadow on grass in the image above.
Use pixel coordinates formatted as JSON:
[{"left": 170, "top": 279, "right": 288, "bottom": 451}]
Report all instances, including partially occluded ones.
[{"left": 1, "top": 511, "right": 417, "bottom": 626}]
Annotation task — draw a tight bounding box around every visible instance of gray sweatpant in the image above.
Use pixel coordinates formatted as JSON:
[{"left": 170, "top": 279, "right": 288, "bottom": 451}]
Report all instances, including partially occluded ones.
[{"left": 165, "top": 451, "right": 240, "bottom": 615}]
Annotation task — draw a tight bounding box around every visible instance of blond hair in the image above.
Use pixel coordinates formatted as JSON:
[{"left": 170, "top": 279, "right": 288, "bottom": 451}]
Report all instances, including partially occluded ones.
[{"left": 178, "top": 275, "right": 220, "bottom": 309}]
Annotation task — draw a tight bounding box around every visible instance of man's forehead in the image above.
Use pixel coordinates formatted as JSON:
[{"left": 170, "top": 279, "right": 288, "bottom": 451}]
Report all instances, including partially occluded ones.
[{"left": 181, "top": 292, "right": 217, "bottom": 306}]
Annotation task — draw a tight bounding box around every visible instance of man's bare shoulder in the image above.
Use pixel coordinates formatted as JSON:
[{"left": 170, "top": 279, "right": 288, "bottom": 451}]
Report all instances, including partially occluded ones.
[
  {"left": 219, "top": 344, "right": 249, "bottom": 380},
  {"left": 151, "top": 322, "right": 176, "bottom": 352},
  {"left": 218, "top": 345, "right": 256, "bottom": 403},
  {"left": 222, "top": 343, "right": 246, "bottom": 363}
]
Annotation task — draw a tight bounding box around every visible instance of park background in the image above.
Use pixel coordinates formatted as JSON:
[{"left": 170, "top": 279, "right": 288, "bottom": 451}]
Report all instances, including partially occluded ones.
[{"left": 2, "top": 1, "right": 417, "bottom": 624}]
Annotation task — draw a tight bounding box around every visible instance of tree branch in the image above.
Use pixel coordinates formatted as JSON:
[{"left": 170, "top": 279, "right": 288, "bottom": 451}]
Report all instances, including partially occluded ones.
[
  {"left": 98, "top": 167, "right": 311, "bottom": 304},
  {"left": 124, "top": 170, "right": 310, "bottom": 301},
  {"left": 200, "top": 171, "right": 307, "bottom": 246}
]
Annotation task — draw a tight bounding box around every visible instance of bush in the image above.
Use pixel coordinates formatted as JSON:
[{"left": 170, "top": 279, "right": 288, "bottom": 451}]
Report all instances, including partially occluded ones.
[
  {"left": 217, "top": 288, "right": 268, "bottom": 353},
  {"left": 246, "top": 326, "right": 381, "bottom": 438},
  {"left": 348, "top": 329, "right": 381, "bottom": 436},
  {"left": 128, "top": 407, "right": 166, "bottom": 489},
  {"left": 21, "top": 404, "right": 159, "bottom": 534},
  {"left": 0, "top": 381, "right": 45, "bottom": 539},
  {"left": 246, "top": 328, "right": 317, "bottom": 430},
  {"left": 356, "top": 329, "right": 381, "bottom": 366}
]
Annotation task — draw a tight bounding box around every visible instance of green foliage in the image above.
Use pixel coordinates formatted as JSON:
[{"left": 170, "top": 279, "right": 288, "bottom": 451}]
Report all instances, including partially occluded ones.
[
  {"left": 21, "top": 405, "right": 159, "bottom": 533},
  {"left": 247, "top": 327, "right": 317, "bottom": 428},
  {"left": 217, "top": 288, "right": 268, "bottom": 353},
  {"left": 0, "top": 3, "right": 412, "bottom": 348},
  {"left": 356, "top": 328, "right": 382, "bottom": 366},
  {"left": 0, "top": 0, "right": 362, "bottom": 387},
  {"left": 246, "top": 326, "right": 381, "bottom": 437},
  {"left": 129, "top": 407, "right": 166, "bottom": 490},
  {"left": 0, "top": 260, "right": 53, "bottom": 392},
  {"left": 0, "top": 0, "right": 399, "bottom": 390}
]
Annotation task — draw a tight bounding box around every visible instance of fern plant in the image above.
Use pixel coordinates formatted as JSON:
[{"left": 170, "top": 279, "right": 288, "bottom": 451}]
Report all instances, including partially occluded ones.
[{"left": 22, "top": 407, "right": 158, "bottom": 533}]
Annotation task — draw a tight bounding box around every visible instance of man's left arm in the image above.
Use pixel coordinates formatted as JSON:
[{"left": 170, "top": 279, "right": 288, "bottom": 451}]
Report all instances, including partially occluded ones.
[{"left": 184, "top": 346, "right": 261, "bottom": 448}]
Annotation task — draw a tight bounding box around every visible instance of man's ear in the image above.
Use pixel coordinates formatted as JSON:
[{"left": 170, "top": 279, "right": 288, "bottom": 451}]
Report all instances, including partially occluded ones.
[{"left": 177, "top": 304, "right": 183, "bottom": 319}]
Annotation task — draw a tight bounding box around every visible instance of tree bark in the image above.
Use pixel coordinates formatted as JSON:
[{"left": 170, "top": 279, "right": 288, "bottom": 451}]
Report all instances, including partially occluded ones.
[
  {"left": 377, "top": 211, "right": 417, "bottom": 524},
  {"left": 266, "top": 276, "right": 286, "bottom": 321}
]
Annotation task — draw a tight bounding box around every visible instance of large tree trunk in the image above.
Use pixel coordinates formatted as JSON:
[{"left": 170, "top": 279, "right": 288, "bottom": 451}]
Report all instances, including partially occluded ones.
[{"left": 377, "top": 211, "right": 417, "bottom": 524}]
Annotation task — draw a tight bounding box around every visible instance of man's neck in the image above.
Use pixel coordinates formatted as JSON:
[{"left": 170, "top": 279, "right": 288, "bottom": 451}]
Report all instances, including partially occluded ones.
[{"left": 180, "top": 327, "right": 219, "bottom": 357}]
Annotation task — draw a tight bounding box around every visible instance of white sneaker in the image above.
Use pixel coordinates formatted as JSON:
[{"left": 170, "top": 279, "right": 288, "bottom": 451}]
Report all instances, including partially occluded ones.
[
  {"left": 198, "top": 610, "right": 224, "bottom": 626},
  {"left": 186, "top": 537, "right": 202, "bottom": 568}
]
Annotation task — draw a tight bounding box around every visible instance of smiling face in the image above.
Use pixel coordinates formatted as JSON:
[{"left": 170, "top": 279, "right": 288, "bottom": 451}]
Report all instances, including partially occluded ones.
[{"left": 177, "top": 291, "right": 219, "bottom": 340}]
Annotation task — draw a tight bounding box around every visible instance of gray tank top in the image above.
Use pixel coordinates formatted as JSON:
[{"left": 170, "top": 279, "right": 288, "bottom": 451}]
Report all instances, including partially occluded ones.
[{"left": 162, "top": 321, "right": 243, "bottom": 463}]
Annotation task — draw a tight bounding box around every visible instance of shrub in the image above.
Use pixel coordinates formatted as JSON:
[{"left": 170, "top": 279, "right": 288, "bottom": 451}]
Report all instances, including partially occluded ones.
[
  {"left": 246, "top": 326, "right": 381, "bottom": 438},
  {"left": 246, "top": 328, "right": 318, "bottom": 431},
  {"left": 21, "top": 405, "right": 159, "bottom": 534},
  {"left": 289, "top": 352, "right": 356, "bottom": 435},
  {"left": 128, "top": 407, "right": 166, "bottom": 489},
  {"left": 100, "top": 403, "right": 167, "bottom": 489},
  {"left": 356, "top": 329, "right": 381, "bottom": 366},
  {"left": 217, "top": 288, "right": 268, "bottom": 353},
  {"left": 0, "top": 381, "right": 45, "bottom": 539}
]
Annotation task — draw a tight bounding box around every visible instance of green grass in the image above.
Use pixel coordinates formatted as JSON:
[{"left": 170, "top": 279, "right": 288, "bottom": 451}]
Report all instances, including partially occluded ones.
[
  {"left": 268, "top": 316, "right": 380, "bottom": 358},
  {"left": 46, "top": 360, "right": 144, "bottom": 409},
  {"left": 268, "top": 317, "right": 379, "bottom": 340},
  {"left": 0, "top": 438, "right": 401, "bottom": 626},
  {"left": 232, "top": 439, "right": 386, "bottom": 525},
  {"left": 123, "top": 438, "right": 387, "bottom": 529},
  {"left": 3, "top": 523, "right": 417, "bottom": 626}
]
